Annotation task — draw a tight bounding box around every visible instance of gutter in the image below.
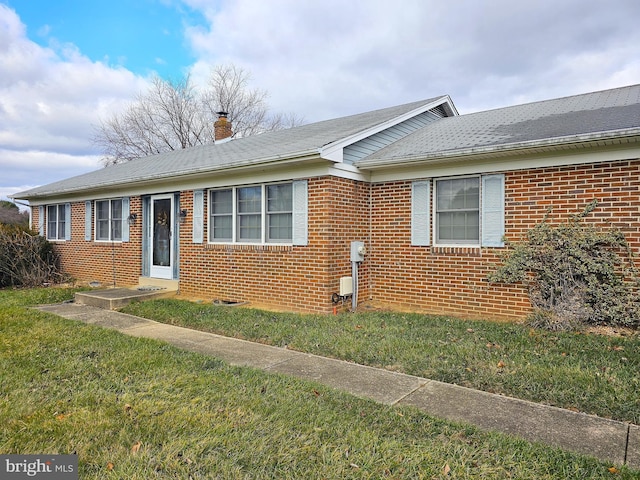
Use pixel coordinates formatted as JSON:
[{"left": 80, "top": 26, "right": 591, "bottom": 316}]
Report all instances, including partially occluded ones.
[
  {"left": 13, "top": 149, "right": 325, "bottom": 201},
  {"left": 356, "top": 127, "right": 640, "bottom": 170}
]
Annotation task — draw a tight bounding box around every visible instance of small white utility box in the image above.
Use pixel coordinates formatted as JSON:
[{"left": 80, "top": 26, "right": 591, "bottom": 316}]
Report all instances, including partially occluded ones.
[{"left": 339, "top": 276, "right": 353, "bottom": 296}]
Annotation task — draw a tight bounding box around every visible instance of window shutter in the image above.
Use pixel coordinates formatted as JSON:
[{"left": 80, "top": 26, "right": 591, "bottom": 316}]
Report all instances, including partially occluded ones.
[
  {"left": 85, "top": 201, "right": 92, "bottom": 241},
  {"left": 122, "top": 197, "right": 130, "bottom": 242},
  {"left": 192, "top": 190, "right": 204, "bottom": 243},
  {"left": 411, "top": 180, "right": 430, "bottom": 246},
  {"left": 481, "top": 174, "right": 505, "bottom": 247},
  {"left": 38, "top": 206, "right": 44, "bottom": 236},
  {"left": 292, "top": 180, "right": 308, "bottom": 246},
  {"left": 64, "top": 203, "right": 71, "bottom": 240}
]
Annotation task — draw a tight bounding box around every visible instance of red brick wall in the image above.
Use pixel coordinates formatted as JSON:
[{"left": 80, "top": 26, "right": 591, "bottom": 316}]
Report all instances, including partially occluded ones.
[
  {"left": 178, "top": 177, "right": 370, "bottom": 313},
  {"left": 35, "top": 158, "right": 640, "bottom": 319},
  {"left": 369, "top": 159, "right": 640, "bottom": 320},
  {"left": 33, "top": 198, "right": 143, "bottom": 287}
]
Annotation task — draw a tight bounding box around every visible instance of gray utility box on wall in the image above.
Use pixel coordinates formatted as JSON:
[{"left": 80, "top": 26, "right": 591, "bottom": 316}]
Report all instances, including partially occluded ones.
[{"left": 350, "top": 241, "right": 366, "bottom": 262}]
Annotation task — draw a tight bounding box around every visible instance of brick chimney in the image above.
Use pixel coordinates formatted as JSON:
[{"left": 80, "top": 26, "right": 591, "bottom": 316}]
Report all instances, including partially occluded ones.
[{"left": 214, "top": 111, "right": 232, "bottom": 143}]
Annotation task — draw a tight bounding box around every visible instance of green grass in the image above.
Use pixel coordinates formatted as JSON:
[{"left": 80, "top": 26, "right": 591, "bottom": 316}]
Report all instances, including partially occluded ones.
[
  {"left": 122, "top": 299, "right": 640, "bottom": 425},
  {"left": 1, "top": 288, "right": 637, "bottom": 478}
]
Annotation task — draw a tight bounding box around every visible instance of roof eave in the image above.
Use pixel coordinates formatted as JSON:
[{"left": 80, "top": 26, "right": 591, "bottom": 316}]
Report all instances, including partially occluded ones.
[{"left": 13, "top": 150, "right": 324, "bottom": 202}]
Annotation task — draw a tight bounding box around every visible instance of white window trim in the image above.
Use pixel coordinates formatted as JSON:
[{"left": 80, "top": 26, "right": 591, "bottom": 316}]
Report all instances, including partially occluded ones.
[
  {"left": 208, "top": 182, "right": 294, "bottom": 245},
  {"left": 94, "top": 198, "right": 124, "bottom": 243}
]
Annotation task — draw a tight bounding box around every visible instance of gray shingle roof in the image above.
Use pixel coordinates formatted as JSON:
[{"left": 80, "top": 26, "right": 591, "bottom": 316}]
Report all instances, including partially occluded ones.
[
  {"left": 15, "top": 97, "right": 445, "bottom": 200},
  {"left": 357, "top": 84, "right": 640, "bottom": 168}
]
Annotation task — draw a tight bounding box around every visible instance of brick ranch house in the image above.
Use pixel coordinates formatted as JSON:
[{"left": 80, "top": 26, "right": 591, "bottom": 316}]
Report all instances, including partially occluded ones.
[{"left": 14, "top": 84, "right": 640, "bottom": 319}]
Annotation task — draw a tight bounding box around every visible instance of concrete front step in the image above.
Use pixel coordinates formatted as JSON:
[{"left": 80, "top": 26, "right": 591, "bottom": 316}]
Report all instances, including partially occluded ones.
[{"left": 75, "top": 286, "right": 176, "bottom": 310}]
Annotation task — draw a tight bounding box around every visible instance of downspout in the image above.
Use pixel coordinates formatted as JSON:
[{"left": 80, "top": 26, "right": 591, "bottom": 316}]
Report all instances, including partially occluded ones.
[
  {"left": 350, "top": 241, "right": 366, "bottom": 311},
  {"left": 352, "top": 258, "right": 358, "bottom": 311}
]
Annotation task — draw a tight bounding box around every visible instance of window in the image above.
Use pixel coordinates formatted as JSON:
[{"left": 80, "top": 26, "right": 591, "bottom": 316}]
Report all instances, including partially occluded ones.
[
  {"left": 436, "top": 177, "right": 480, "bottom": 244},
  {"left": 237, "top": 186, "right": 262, "bottom": 241},
  {"left": 95, "top": 199, "right": 124, "bottom": 241},
  {"left": 411, "top": 174, "right": 504, "bottom": 247},
  {"left": 267, "top": 183, "right": 292, "bottom": 242},
  {"left": 46, "top": 204, "right": 68, "bottom": 241},
  {"left": 209, "top": 183, "right": 293, "bottom": 243},
  {"left": 210, "top": 189, "right": 233, "bottom": 241}
]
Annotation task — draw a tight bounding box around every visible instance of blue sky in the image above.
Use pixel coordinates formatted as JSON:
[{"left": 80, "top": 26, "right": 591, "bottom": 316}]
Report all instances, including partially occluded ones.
[
  {"left": 7, "top": 0, "right": 205, "bottom": 78},
  {"left": 1, "top": 0, "right": 640, "bottom": 204}
]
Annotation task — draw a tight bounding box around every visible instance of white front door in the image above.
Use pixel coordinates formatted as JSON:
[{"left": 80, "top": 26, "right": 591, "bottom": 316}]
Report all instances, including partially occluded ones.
[{"left": 149, "top": 195, "right": 174, "bottom": 279}]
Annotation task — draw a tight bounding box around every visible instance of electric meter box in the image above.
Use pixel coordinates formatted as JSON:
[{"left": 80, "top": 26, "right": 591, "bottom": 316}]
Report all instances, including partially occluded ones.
[{"left": 350, "top": 241, "right": 366, "bottom": 262}]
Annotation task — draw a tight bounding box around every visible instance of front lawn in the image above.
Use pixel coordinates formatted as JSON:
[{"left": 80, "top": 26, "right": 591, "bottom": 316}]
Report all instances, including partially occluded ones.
[
  {"left": 1, "top": 288, "right": 637, "bottom": 478},
  {"left": 122, "top": 299, "right": 640, "bottom": 425}
]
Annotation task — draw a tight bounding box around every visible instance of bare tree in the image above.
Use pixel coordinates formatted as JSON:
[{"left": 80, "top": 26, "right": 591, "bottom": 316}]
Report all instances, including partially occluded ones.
[
  {"left": 94, "top": 64, "right": 304, "bottom": 166},
  {"left": 0, "top": 201, "right": 29, "bottom": 226},
  {"left": 95, "top": 76, "right": 208, "bottom": 165},
  {"left": 201, "top": 64, "right": 270, "bottom": 138}
]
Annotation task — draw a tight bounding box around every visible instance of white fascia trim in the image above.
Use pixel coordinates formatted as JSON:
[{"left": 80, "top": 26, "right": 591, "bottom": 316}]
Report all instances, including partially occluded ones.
[
  {"left": 319, "top": 96, "right": 455, "bottom": 163},
  {"left": 369, "top": 143, "right": 640, "bottom": 183},
  {"left": 360, "top": 128, "right": 640, "bottom": 170},
  {"left": 16, "top": 151, "right": 323, "bottom": 204}
]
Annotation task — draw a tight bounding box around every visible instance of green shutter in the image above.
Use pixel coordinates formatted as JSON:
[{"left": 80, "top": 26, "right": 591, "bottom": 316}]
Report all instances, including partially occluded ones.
[
  {"left": 192, "top": 190, "right": 204, "bottom": 243},
  {"left": 38, "top": 206, "right": 44, "bottom": 236},
  {"left": 64, "top": 203, "right": 71, "bottom": 240},
  {"left": 85, "top": 201, "right": 92, "bottom": 241},
  {"left": 122, "top": 197, "right": 130, "bottom": 242},
  {"left": 411, "top": 181, "right": 430, "bottom": 246},
  {"left": 481, "top": 174, "right": 505, "bottom": 247},
  {"left": 292, "top": 180, "right": 308, "bottom": 246}
]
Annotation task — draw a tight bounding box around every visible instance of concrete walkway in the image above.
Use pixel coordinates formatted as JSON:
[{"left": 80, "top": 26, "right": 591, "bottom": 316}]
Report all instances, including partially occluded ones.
[{"left": 37, "top": 302, "right": 639, "bottom": 470}]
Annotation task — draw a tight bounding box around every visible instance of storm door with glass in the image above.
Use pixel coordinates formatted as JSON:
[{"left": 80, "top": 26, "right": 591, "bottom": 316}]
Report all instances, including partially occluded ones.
[{"left": 149, "top": 195, "right": 174, "bottom": 279}]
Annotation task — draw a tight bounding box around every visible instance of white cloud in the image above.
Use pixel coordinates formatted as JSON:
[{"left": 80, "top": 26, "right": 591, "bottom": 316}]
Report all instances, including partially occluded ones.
[
  {"left": 0, "top": 4, "right": 150, "bottom": 195},
  {"left": 2, "top": 0, "right": 640, "bottom": 204},
  {"left": 183, "top": 0, "right": 640, "bottom": 119}
]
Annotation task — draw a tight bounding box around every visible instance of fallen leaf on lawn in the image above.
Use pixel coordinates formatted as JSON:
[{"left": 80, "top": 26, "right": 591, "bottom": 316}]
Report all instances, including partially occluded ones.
[
  {"left": 312, "top": 389, "right": 321, "bottom": 397},
  {"left": 443, "top": 463, "right": 451, "bottom": 475},
  {"left": 131, "top": 441, "right": 141, "bottom": 454},
  {"left": 497, "top": 360, "right": 506, "bottom": 368},
  {"left": 350, "top": 463, "right": 360, "bottom": 469},
  {"left": 355, "top": 325, "right": 363, "bottom": 330},
  {"left": 608, "top": 466, "right": 619, "bottom": 474},
  {"left": 55, "top": 413, "right": 69, "bottom": 421},
  {"left": 466, "top": 328, "right": 474, "bottom": 333},
  {"left": 106, "top": 462, "right": 114, "bottom": 471},
  {"left": 613, "top": 346, "right": 624, "bottom": 351}
]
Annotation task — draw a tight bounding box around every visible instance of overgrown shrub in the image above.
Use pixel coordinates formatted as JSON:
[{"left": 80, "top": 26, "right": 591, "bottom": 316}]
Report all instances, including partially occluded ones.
[
  {"left": 488, "top": 200, "right": 640, "bottom": 330},
  {"left": 0, "top": 224, "right": 62, "bottom": 287}
]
